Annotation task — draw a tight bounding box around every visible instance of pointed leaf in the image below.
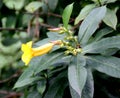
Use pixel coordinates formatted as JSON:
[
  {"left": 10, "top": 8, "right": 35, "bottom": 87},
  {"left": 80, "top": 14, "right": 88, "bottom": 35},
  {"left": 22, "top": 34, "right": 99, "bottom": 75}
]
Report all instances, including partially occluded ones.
[
  {"left": 82, "top": 36, "right": 120, "bottom": 54},
  {"left": 78, "top": 6, "right": 106, "bottom": 45},
  {"left": 77, "top": 54, "right": 86, "bottom": 67},
  {"left": 34, "top": 52, "right": 66, "bottom": 74},
  {"left": 75, "top": 4, "right": 95, "bottom": 25},
  {"left": 62, "top": 3, "right": 73, "bottom": 28},
  {"left": 44, "top": 71, "right": 68, "bottom": 98},
  {"left": 103, "top": 8, "right": 117, "bottom": 29},
  {"left": 14, "top": 77, "right": 40, "bottom": 88},
  {"left": 94, "top": 27, "right": 113, "bottom": 41},
  {"left": 81, "top": 69, "right": 94, "bottom": 98},
  {"left": 68, "top": 64, "right": 87, "bottom": 98},
  {"left": 3, "top": 0, "right": 25, "bottom": 10},
  {"left": 86, "top": 55, "right": 120, "bottom": 78}
]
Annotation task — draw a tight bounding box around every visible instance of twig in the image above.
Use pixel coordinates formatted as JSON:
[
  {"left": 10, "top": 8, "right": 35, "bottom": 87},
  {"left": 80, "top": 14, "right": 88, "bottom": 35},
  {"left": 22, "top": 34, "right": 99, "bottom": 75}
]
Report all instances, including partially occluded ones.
[
  {"left": 0, "top": 70, "right": 21, "bottom": 84},
  {"left": 0, "top": 27, "right": 26, "bottom": 32},
  {"left": 34, "top": 10, "right": 40, "bottom": 37},
  {"left": 0, "top": 90, "right": 23, "bottom": 98}
]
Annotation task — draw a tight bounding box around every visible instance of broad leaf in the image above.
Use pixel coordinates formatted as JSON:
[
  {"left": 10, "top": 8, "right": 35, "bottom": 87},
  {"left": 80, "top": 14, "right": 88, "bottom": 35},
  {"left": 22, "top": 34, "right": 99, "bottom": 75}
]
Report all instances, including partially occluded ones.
[
  {"left": 44, "top": 71, "right": 68, "bottom": 98},
  {"left": 82, "top": 36, "right": 120, "bottom": 54},
  {"left": 94, "top": 27, "right": 113, "bottom": 41},
  {"left": 91, "top": 0, "right": 117, "bottom": 4},
  {"left": 14, "top": 77, "right": 40, "bottom": 88},
  {"left": 25, "top": 1, "right": 43, "bottom": 13},
  {"left": 78, "top": 6, "right": 106, "bottom": 45},
  {"left": 34, "top": 52, "right": 66, "bottom": 74},
  {"left": 47, "top": 0, "right": 58, "bottom": 11},
  {"left": 14, "top": 56, "right": 43, "bottom": 88},
  {"left": 37, "top": 80, "right": 46, "bottom": 94},
  {"left": 81, "top": 69, "right": 94, "bottom": 98},
  {"left": 101, "top": 48, "right": 119, "bottom": 56},
  {"left": 68, "top": 64, "right": 87, "bottom": 98},
  {"left": 27, "top": 91, "right": 42, "bottom": 98},
  {"left": 86, "top": 55, "right": 120, "bottom": 78},
  {"left": 74, "top": 4, "right": 95, "bottom": 25},
  {"left": 103, "top": 8, "right": 117, "bottom": 29},
  {"left": 77, "top": 54, "right": 86, "bottom": 67},
  {"left": 62, "top": 3, "right": 73, "bottom": 28},
  {"left": 3, "top": 0, "right": 25, "bottom": 10}
]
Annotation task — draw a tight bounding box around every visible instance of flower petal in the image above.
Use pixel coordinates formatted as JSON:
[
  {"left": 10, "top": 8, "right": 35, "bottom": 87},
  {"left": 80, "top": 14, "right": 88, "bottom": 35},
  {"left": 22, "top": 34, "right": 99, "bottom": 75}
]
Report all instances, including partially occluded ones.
[{"left": 22, "top": 53, "right": 32, "bottom": 65}]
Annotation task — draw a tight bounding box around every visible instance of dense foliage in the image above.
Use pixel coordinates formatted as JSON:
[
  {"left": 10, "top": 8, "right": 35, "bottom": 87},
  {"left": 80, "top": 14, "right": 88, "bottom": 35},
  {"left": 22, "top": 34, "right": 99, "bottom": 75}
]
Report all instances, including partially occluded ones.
[{"left": 0, "top": 0, "right": 120, "bottom": 98}]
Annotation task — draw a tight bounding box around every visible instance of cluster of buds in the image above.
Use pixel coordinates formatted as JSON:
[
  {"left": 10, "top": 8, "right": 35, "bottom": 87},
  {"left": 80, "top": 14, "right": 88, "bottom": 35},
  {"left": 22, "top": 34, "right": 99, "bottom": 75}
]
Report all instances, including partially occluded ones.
[{"left": 48, "top": 27, "right": 82, "bottom": 56}]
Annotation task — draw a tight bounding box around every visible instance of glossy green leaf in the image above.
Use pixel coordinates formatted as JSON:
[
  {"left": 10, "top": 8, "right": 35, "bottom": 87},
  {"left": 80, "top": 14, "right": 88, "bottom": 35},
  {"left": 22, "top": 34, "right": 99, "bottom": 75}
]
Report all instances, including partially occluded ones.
[
  {"left": 62, "top": 3, "right": 73, "bottom": 28},
  {"left": 81, "top": 69, "right": 94, "bottom": 98},
  {"left": 103, "top": 8, "right": 117, "bottom": 29},
  {"left": 86, "top": 55, "right": 120, "bottom": 78},
  {"left": 82, "top": 36, "right": 120, "bottom": 54},
  {"left": 74, "top": 4, "right": 95, "bottom": 25},
  {"left": 25, "top": 1, "right": 43, "bottom": 13},
  {"left": 78, "top": 6, "right": 106, "bottom": 45},
  {"left": 68, "top": 64, "right": 87, "bottom": 98},
  {"left": 3, "top": 0, "right": 25, "bottom": 10}
]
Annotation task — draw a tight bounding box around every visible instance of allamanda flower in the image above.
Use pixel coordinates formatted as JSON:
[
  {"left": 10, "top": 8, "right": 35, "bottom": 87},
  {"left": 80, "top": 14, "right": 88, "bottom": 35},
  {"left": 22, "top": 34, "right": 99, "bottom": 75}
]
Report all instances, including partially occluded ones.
[{"left": 21, "top": 41, "right": 61, "bottom": 65}]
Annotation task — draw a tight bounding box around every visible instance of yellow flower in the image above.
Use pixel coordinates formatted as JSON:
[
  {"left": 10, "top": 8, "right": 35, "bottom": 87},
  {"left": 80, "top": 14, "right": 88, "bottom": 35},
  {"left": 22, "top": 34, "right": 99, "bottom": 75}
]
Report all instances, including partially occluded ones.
[{"left": 21, "top": 41, "right": 54, "bottom": 65}]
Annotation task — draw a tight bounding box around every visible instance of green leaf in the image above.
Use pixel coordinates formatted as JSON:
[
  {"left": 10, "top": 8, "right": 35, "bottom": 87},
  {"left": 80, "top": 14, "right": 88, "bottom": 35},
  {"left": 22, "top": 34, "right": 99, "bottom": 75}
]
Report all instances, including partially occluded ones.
[
  {"left": 103, "top": 8, "right": 117, "bottom": 29},
  {"left": 3, "top": 0, "right": 25, "bottom": 10},
  {"left": 27, "top": 91, "right": 42, "bottom": 98},
  {"left": 14, "top": 77, "right": 40, "bottom": 88},
  {"left": 101, "top": 48, "right": 119, "bottom": 56},
  {"left": 86, "top": 55, "right": 120, "bottom": 78},
  {"left": 44, "top": 71, "right": 68, "bottom": 98},
  {"left": 74, "top": 4, "right": 95, "bottom": 25},
  {"left": 0, "top": 41, "right": 21, "bottom": 54},
  {"left": 91, "top": 0, "right": 117, "bottom": 4},
  {"left": 68, "top": 63, "right": 87, "bottom": 98},
  {"left": 82, "top": 36, "right": 120, "bottom": 54},
  {"left": 15, "top": 51, "right": 70, "bottom": 89},
  {"left": 0, "top": 55, "right": 13, "bottom": 69},
  {"left": 47, "top": 0, "right": 58, "bottom": 11},
  {"left": 62, "top": 3, "right": 73, "bottom": 28},
  {"left": 25, "top": 1, "right": 43, "bottom": 13},
  {"left": 34, "top": 52, "right": 65, "bottom": 74},
  {"left": 78, "top": 6, "right": 106, "bottom": 45},
  {"left": 2, "top": 16, "right": 17, "bottom": 28},
  {"left": 37, "top": 80, "right": 46, "bottom": 94},
  {"left": 106, "top": 0, "right": 117, "bottom": 3},
  {"left": 94, "top": 27, "right": 113, "bottom": 41},
  {"left": 81, "top": 69, "right": 94, "bottom": 98},
  {"left": 77, "top": 54, "right": 86, "bottom": 67}
]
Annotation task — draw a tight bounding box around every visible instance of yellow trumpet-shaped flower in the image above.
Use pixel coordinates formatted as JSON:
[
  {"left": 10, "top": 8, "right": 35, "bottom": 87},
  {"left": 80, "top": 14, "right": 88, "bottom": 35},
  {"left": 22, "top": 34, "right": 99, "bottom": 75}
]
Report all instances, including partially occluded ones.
[{"left": 21, "top": 41, "right": 55, "bottom": 65}]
